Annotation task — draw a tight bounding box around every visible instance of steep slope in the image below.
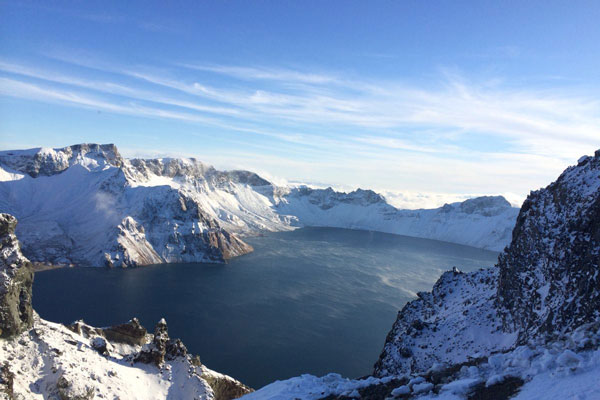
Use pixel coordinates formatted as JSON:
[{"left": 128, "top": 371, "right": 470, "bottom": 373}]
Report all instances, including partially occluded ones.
[
  {"left": 0, "top": 214, "right": 33, "bottom": 338},
  {"left": 0, "top": 143, "right": 518, "bottom": 267},
  {"left": 0, "top": 144, "right": 253, "bottom": 267},
  {"left": 0, "top": 213, "right": 252, "bottom": 400},
  {"left": 497, "top": 151, "right": 600, "bottom": 343}
]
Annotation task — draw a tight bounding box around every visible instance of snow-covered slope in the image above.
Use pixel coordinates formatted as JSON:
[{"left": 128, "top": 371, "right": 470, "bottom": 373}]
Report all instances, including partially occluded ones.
[
  {"left": 1, "top": 315, "right": 252, "bottom": 400},
  {"left": 0, "top": 143, "right": 518, "bottom": 267},
  {"left": 0, "top": 144, "right": 253, "bottom": 267},
  {"left": 244, "top": 150, "right": 600, "bottom": 399},
  {"left": 275, "top": 189, "right": 517, "bottom": 251}
]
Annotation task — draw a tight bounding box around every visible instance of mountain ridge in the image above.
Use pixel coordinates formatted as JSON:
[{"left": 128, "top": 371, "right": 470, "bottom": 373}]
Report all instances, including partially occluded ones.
[{"left": 0, "top": 143, "right": 519, "bottom": 267}]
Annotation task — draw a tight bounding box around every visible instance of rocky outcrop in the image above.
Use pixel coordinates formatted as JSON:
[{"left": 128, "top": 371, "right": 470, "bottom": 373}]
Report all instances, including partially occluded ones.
[
  {"left": 135, "top": 318, "right": 188, "bottom": 366},
  {"left": 497, "top": 150, "right": 600, "bottom": 343},
  {"left": 100, "top": 318, "right": 147, "bottom": 346},
  {"left": 0, "top": 214, "right": 33, "bottom": 338},
  {"left": 375, "top": 150, "right": 600, "bottom": 378},
  {"left": 201, "top": 369, "right": 254, "bottom": 400}
]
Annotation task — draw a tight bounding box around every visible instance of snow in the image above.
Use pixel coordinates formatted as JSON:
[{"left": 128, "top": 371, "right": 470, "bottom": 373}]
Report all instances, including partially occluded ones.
[
  {"left": 0, "top": 315, "right": 225, "bottom": 400},
  {"left": 0, "top": 144, "right": 519, "bottom": 267},
  {"left": 244, "top": 326, "right": 600, "bottom": 400},
  {"left": 241, "top": 374, "right": 394, "bottom": 400}
]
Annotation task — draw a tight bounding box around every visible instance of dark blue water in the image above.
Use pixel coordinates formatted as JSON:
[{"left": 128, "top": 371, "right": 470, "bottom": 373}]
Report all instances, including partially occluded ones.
[{"left": 33, "top": 227, "right": 498, "bottom": 388}]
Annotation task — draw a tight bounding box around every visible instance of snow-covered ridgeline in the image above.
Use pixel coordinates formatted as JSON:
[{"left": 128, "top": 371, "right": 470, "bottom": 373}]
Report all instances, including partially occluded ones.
[{"left": 0, "top": 143, "right": 518, "bottom": 267}]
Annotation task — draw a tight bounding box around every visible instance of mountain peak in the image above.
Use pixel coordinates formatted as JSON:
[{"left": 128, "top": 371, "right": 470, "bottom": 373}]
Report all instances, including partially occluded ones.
[{"left": 0, "top": 143, "right": 123, "bottom": 177}]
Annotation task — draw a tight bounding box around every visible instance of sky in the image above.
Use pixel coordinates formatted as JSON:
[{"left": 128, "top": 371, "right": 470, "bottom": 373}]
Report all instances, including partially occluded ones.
[{"left": 1, "top": 0, "right": 599, "bottom": 208}]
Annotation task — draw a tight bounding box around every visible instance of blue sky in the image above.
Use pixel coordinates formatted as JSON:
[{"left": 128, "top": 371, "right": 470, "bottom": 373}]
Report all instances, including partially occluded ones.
[{"left": 1, "top": 0, "right": 599, "bottom": 207}]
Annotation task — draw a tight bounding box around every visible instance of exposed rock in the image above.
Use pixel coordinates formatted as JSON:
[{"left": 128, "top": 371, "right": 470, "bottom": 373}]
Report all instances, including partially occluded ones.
[
  {"left": 0, "top": 143, "right": 123, "bottom": 178},
  {"left": 100, "top": 317, "right": 147, "bottom": 346},
  {"left": 0, "top": 362, "right": 14, "bottom": 400},
  {"left": 91, "top": 336, "right": 109, "bottom": 356},
  {"left": 0, "top": 214, "right": 33, "bottom": 338},
  {"left": 201, "top": 369, "right": 254, "bottom": 400},
  {"left": 497, "top": 150, "right": 600, "bottom": 343},
  {"left": 135, "top": 318, "right": 188, "bottom": 366}
]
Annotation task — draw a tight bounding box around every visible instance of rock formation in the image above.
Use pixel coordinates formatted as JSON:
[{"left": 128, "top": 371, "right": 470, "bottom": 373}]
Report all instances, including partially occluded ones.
[{"left": 0, "top": 214, "right": 33, "bottom": 338}]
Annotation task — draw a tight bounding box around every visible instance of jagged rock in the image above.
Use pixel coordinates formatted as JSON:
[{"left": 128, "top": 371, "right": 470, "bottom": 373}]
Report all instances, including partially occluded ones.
[
  {"left": 497, "top": 150, "right": 600, "bottom": 343},
  {"left": 0, "top": 214, "right": 34, "bottom": 338},
  {"left": 0, "top": 362, "right": 14, "bottom": 400},
  {"left": 135, "top": 318, "right": 187, "bottom": 366},
  {"left": 100, "top": 317, "right": 147, "bottom": 346},
  {"left": 91, "top": 336, "right": 109, "bottom": 356},
  {"left": 0, "top": 143, "right": 123, "bottom": 178},
  {"left": 201, "top": 368, "right": 254, "bottom": 400},
  {"left": 65, "top": 320, "right": 104, "bottom": 338}
]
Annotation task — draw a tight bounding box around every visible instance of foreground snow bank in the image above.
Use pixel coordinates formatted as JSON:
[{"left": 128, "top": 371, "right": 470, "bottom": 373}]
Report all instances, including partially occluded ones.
[{"left": 0, "top": 315, "right": 251, "bottom": 400}]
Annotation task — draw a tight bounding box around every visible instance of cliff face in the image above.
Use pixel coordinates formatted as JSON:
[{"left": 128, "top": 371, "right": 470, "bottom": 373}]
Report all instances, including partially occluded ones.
[
  {"left": 0, "top": 144, "right": 253, "bottom": 267},
  {"left": 374, "top": 150, "right": 600, "bottom": 378},
  {"left": 497, "top": 150, "right": 600, "bottom": 343},
  {"left": 0, "top": 214, "right": 33, "bottom": 338}
]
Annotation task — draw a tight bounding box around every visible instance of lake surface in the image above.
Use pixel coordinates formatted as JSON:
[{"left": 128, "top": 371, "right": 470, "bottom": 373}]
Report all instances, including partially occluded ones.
[{"left": 33, "top": 227, "right": 499, "bottom": 388}]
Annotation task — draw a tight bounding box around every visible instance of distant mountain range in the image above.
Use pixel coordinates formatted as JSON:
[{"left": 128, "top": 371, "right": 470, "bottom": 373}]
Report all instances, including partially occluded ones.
[{"left": 0, "top": 143, "right": 519, "bottom": 267}]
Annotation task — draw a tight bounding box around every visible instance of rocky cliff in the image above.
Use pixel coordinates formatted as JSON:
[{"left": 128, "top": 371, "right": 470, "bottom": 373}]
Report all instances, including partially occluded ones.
[
  {"left": 0, "top": 214, "right": 33, "bottom": 338},
  {"left": 497, "top": 150, "right": 600, "bottom": 343},
  {"left": 0, "top": 145, "right": 253, "bottom": 267}
]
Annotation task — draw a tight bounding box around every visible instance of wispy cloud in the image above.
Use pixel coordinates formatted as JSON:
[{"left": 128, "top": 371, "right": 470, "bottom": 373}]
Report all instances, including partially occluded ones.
[
  {"left": 178, "top": 63, "right": 340, "bottom": 85},
  {"left": 1, "top": 54, "right": 599, "bottom": 199}
]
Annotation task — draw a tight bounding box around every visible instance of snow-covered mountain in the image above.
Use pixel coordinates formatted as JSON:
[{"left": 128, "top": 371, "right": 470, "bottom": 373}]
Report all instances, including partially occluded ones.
[
  {"left": 245, "top": 150, "right": 600, "bottom": 399},
  {"left": 0, "top": 212, "right": 252, "bottom": 400},
  {"left": 0, "top": 143, "right": 518, "bottom": 267}
]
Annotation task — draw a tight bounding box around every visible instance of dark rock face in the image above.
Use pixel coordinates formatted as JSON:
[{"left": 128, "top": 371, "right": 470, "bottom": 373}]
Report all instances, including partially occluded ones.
[
  {"left": 101, "top": 318, "right": 147, "bottom": 346},
  {"left": 497, "top": 151, "right": 600, "bottom": 343},
  {"left": 202, "top": 374, "right": 254, "bottom": 400},
  {"left": 0, "top": 214, "right": 34, "bottom": 338},
  {"left": 0, "top": 362, "right": 14, "bottom": 399},
  {"left": 135, "top": 318, "right": 187, "bottom": 366}
]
